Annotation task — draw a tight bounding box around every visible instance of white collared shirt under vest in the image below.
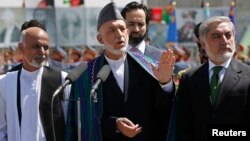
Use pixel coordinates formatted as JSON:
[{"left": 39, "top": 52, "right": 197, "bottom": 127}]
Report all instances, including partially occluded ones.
[{"left": 0, "top": 67, "right": 71, "bottom": 141}]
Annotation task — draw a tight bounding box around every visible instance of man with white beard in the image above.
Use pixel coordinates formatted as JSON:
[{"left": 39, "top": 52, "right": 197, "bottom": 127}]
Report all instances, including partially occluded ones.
[
  {"left": 0, "top": 21, "right": 71, "bottom": 141},
  {"left": 65, "top": 2, "right": 175, "bottom": 141}
]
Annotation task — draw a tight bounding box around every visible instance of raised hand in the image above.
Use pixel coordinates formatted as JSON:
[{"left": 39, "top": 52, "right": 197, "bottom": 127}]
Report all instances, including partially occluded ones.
[{"left": 152, "top": 49, "right": 175, "bottom": 84}]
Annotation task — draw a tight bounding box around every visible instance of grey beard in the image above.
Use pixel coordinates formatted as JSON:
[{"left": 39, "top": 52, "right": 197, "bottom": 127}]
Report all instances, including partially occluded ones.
[{"left": 30, "top": 60, "right": 46, "bottom": 68}]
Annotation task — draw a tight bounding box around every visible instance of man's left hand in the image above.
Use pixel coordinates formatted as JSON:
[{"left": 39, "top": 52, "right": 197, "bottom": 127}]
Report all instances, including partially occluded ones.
[{"left": 152, "top": 49, "right": 175, "bottom": 84}]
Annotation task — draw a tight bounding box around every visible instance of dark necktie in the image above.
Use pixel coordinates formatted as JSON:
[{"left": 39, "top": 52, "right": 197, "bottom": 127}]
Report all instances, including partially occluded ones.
[{"left": 210, "top": 66, "right": 223, "bottom": 106}]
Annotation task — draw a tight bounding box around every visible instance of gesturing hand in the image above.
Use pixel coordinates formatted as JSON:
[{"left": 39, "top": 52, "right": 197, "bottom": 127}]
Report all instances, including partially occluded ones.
[
  {"left": 153, "top": 49, "right": 175, "bottom": 84},
  {"left": 116, "top": 117, "right": 142, "bottom": 138}
]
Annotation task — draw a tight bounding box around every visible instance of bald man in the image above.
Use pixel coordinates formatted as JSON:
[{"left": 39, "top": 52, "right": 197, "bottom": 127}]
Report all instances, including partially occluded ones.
[{"left": 0, "top": 21, "right": 71, "bottom": 141}]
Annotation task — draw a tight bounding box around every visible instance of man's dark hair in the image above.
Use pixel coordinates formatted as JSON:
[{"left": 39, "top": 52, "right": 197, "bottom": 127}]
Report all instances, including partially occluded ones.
[
  {"left": 21, "top": 19, "right": 46, "bottom": 32},
  {"left": 121, "top": 1, "right": 150, "bottom": 26},
  {"left": 193, "top": 22, "right": 202, "bottom": 48}
]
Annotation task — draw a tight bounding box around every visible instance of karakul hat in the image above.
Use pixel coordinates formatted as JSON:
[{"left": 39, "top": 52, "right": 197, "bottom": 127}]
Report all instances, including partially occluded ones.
[{"left": 97, "top": 2, "right": 124, "bottom": 30}]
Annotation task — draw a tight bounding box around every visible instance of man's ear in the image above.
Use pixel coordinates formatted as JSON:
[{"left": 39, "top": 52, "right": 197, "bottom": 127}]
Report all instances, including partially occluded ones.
[
  {"left": 200, "top": 39, "right": 206, "bottom": 50},
  {"left": 97, "top": 34, "right": 104, "bottom": 44}
]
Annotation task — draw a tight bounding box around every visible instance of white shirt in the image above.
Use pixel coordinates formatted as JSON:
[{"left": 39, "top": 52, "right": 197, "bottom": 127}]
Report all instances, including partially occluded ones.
[
  {"left": 208, "top": 58, "right": 232, "bottom": 83},
  {"left": 127, "top": 40, "right": 146, "bottom": 53},
  {"left": 0, "top": 67, "right": 71, "bottom": 141},
  {"left": 20, "top": 67, "right": 45, "bottom": 141},
  {"left": 105, "top": 55, "right": 126, "bottom": 93}
]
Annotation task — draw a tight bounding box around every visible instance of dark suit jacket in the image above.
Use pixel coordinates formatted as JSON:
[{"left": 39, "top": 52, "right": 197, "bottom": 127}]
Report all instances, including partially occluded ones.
[
  {"left": 101, "top": 54, "right": 174, "bottom": 141},
  {"left": 39, "top": 66, "right": 65, "bottom": 141},
  {"left": 175, "top": 59, "right": 250, "bottom": 141}
]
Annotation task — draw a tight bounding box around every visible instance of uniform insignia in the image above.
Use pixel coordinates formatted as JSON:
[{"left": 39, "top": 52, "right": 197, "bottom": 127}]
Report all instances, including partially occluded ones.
[{"left": 177, "top": 67, "right": 190, "bottom": 79}]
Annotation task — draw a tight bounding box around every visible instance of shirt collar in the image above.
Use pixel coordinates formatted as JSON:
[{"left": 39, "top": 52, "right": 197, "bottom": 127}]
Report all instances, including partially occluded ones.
[
  {"left": 208, "top": 57, "right": 232, "bottom": 71},
  {"left": 105, "top": 54, "right": 126, "bottom": 69},
  {"left": 127, "top": 40, "right": 146, "bottom": 53},
  {"left": 21, "top": 66, "right": 43, "bottom": 80}
]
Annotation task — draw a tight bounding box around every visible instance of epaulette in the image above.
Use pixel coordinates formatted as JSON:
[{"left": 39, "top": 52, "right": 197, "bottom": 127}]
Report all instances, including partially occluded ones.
[{"left": 177, "top": 67, "right": 190, "bottom": 79}]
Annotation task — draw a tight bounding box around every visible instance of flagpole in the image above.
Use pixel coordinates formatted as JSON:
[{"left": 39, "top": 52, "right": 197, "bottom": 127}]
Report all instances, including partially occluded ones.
[
  {"left": 229, "top": 0, "right": 237, "bottom": 41},
  {"left": 204, "top": 2, "right": 210, "bottom": 19},
  {"left": 22, "top": 0, "right": 25, "bottom": 8},
  {"left": 200, "top": 0, "right": 204, "bottom": 8}
]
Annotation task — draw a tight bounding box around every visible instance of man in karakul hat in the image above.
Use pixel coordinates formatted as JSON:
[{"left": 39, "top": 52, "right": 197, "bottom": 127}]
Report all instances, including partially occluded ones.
[{"left": 65, "top": 2, "right": 175, "bottom": 141}]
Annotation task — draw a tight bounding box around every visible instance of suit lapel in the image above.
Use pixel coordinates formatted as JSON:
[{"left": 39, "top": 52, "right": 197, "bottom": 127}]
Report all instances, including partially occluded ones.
[
  {"left": 103, "top": 57, "right": 124, "bottom": 97},
  {"left": 196, "top": 63, "right": 214, "bottom": 109},
  {"left": 123, "top": 56, "right": 129, "bottom": 102},
  {"left": 216, "top": 60, "right": 242, "bottom": 108}
]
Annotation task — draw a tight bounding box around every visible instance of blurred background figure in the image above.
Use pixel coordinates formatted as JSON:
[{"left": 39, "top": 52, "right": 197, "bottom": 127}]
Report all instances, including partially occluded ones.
[
  {"left": 7, "top": 46, "right": 23, "bottom": 71},
  {"left": 233, "top": 44, "right": 248, "bottom": 63},
  {"left": 68, "top": 46, "right": 82, "bottom": 69},
  {"left": 193, "top": 22, "right": 208, "bottom": 64},
  {"left": 50, "top": 46, "right": 67, "bottom": 62},
  {"left": 178, "top": 10, "right": 197, "bottom": 42},
  {"left": 49, "top": 46, "right": 70, "bottom": 71},
  {"left": 0, "top": 52, "right": 8, "bottom": 74},
  {"left": 166, "top": 43, "right": 185, "bottom": 62},
  {"left": 13, "top": 46, "right": 23, "bottom": 63},
  {"left": 81, "top": 45, "right": 98, "bottom": 62},
  {"left": 0, "top": 8, "right": 21, "bottom": 45},
  {"left": 3, "top": 48, "right": 14, "bottom": 71}
]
